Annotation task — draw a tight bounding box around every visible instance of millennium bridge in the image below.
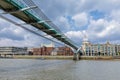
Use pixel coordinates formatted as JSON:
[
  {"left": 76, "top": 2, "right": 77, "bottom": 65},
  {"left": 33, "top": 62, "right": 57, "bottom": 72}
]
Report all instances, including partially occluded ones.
[{"left": 0, "top": 0, "right": 82, "bottom": 60}]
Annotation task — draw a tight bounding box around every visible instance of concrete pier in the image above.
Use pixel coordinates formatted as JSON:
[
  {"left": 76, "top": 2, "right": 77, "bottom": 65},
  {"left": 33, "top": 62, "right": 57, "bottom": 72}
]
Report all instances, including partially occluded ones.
[{"left": 73, "top": 53, "right": 80, "bottom": 60}]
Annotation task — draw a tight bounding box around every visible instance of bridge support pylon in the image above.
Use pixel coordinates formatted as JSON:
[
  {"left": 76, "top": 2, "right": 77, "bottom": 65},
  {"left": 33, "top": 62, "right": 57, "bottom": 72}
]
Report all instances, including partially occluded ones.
[
  {"left": 73, "top": 52, "right": 81, "bottom": 60},
  {"left": 73, "top": 47, "right": 82, "bottom": 60},
  {"left": 69, "top": 46, "right": 82, "bottom": 60}
]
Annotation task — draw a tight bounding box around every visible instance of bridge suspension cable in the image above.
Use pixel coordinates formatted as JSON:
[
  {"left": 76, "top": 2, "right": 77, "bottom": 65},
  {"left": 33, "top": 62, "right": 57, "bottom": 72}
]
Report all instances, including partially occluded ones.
[
  {"left": 23, "top": 0, "right": 78, "bottom": 48},
  {"left": 0, "top": 15, "right": 64, "bottom": 46},
  {"left": 0, "top": 0, "right": 78, "bottom": 50}
]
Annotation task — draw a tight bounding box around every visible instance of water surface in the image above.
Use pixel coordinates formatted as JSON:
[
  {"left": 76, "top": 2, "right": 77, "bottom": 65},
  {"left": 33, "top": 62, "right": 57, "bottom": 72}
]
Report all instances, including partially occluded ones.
[{"left": 0, "top": 59, "right": 120, "bottom": 80}]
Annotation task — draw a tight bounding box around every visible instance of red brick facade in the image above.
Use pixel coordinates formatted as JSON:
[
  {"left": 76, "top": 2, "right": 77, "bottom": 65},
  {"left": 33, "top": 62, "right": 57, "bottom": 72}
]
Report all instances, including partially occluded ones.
[
  {"left": 57, "top": 47, "right": 74, "bottom": 56},
  {"left": 33, "top": 47, "right": 54, "bottom": 55},
  {"left": 33, "top": 46, "right": 74, "bottom": 56}
]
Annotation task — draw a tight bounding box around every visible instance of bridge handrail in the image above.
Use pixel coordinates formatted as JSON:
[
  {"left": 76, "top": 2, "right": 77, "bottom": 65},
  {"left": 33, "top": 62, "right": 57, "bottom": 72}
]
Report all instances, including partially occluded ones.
[{"left": 3, "top": 0, "right": 78, "bottom": 50}]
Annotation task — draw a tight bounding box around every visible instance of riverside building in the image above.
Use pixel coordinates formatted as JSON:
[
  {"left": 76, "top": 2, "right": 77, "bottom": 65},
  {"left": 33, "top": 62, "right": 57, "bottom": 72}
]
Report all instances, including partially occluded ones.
[
  {"left": 33, "top": 46, "right": 74, "bottom": 56},
  {"left": 0, "top": 47, "right": 28, "bottom": 56},
  {"left": 81, "top": 38, "right": 120, "bottom": 56}
]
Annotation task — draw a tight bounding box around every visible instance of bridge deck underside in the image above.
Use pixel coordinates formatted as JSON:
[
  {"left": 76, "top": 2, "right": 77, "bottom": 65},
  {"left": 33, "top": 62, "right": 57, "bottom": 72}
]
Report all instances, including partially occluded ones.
[{"left": 0, "top": 0, "right": 78, "bottom": 50}]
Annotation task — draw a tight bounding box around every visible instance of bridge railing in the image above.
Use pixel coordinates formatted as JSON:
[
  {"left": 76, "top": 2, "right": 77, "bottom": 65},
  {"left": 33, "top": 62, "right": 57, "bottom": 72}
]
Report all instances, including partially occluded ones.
[{"left": 5, "top": 0, "right": 78, "bottom": 50}]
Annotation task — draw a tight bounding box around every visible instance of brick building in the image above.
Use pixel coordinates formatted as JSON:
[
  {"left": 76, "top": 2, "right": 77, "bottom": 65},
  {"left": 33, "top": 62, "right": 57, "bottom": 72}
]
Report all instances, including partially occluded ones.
[
  {"left": 57, "top": 46, "right": 74, "bottom": 56},
  {"left": 32, "top": 46, "right": 74, "bottom": 56},
  {"left": 33, "top": 46, "right": 54, "bottom": 55}
]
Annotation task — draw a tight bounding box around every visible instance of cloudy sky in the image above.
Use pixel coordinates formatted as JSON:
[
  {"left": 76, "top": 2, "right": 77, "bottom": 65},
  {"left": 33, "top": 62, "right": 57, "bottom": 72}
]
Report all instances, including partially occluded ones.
[{"left": 0, "top": 0, "right": 120, "bottom": 47}]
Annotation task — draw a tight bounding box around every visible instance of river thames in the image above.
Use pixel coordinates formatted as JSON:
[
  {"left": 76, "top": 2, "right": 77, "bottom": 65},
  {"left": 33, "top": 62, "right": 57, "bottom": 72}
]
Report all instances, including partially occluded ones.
[{"left": 0, "top": 59, "right": 120, "bottom": 80}]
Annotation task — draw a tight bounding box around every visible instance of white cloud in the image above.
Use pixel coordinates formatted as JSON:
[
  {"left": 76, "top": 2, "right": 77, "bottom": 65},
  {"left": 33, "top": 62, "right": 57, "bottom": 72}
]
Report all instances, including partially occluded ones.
[
  {"left": 0, "top": 23, "right": 26, "bottom": 40},
  {"left": 0, "top": 38, "right": 36, "bottom": 47},
  {"left": 0, "top": 33, "right": 45, "bottom": 47},
  {"left": 110, "top": 10, "right": 120, "bottom": 21},
  {"left": 55, "top": 15, "right": 119, "bottom": 44},
  {"left": 0, "top": 18, "right": 47, "bottom": 47},
  {"left": 65, "top": 30, "right": 87, "bottom": 44},
  {"left": 72, "top": 12, "right": 88, "bottom": 27},
  {"left": 65, "top": 31, "right": 82, "bottom": 38},
  {"left": 87, "top": 19, "right": 106, "bottom": 38},
  {"left": 58, "top": 16, "right": 70, "bottom": 31},
  {"left": 87, "top": 18, "right": 120, "bottom": 42}
]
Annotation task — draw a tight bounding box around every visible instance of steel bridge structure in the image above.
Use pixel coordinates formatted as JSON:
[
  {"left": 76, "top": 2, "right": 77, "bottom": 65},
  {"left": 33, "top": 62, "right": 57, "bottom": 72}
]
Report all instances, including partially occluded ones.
[{"left": 0, "top": 0, "right": 81, "bottom": 60}]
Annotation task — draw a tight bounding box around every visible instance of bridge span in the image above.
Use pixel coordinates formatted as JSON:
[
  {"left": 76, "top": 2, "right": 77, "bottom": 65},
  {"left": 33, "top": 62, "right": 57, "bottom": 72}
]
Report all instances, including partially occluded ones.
[{"left": 0, "top": 0, "right": 81, "bottom": 60}]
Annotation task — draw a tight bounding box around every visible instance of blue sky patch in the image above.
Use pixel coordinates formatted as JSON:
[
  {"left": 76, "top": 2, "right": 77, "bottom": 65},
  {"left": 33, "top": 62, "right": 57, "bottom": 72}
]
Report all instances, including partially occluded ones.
[{"left": 90, "top": 10, "right": 105, "bottom": 20}]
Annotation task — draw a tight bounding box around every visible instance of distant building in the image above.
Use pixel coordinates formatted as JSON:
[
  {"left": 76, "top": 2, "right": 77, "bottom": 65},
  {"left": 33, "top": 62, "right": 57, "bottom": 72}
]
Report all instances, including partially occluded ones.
[
  {"left": 51, "top": 48, "right": 58, "bottom": 56},
  {"left": 57, "top": 46, "right": 74, "bottom": 56},
  {"left": 33, "top": 46, "right": 54, "bottom": 55},
  {"left": 41, "top": 42, "right": 55, "bottom": 47},
  {"left": 81, "top": 38, "right": 120, "bottom": 56},
  {"left": 32, "top": 46, "right": 74, "bottom": 56},
  {"left": 0, "top": 47, "right": 28, "bottom": 55},
  {"left": 33, "top": 42, "right": 55, "bottom": 55},
  {"left": 27, "top": 47, "right": 33, "bottom": 55}
]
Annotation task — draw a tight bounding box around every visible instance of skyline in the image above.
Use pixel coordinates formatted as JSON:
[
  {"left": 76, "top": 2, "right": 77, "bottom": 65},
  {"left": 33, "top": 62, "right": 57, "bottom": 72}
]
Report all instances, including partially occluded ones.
[{"left": 0, "top": 0, "right": 120, "bottom": 47}]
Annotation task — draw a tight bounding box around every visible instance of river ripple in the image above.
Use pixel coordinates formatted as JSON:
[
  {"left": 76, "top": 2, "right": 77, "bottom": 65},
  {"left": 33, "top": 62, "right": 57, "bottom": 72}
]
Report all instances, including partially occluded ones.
[{"left": 0, "top": 59, "right": 120, "bottom": 80}]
